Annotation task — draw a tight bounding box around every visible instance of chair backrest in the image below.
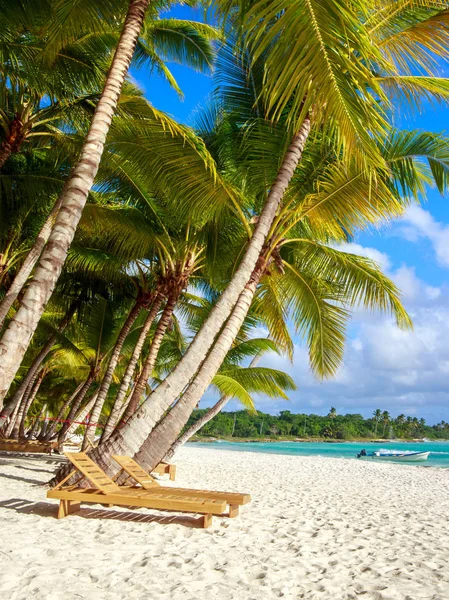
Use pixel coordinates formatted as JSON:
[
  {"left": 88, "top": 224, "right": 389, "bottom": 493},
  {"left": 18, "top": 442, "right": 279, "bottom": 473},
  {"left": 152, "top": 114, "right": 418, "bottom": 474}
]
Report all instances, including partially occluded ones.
[
  {"left": 112, "top": 455, "right": 159, "bottom": 489},
  {"left": 65, "top": 452, "right": 120, "bottom": 494}
]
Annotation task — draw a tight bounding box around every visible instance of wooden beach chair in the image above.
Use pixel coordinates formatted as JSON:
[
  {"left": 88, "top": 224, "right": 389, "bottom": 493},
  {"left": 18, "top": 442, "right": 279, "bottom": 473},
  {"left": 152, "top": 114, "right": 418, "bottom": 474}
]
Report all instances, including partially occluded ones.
[
  {"left": 112, "top": 455, "right": 251, "bottom": 519},
  {"left": 152, "top": 461, "right": 177, "bottom": 481},
  {"left": 47, "top": 452, "right": 226, "bottom": 528}
]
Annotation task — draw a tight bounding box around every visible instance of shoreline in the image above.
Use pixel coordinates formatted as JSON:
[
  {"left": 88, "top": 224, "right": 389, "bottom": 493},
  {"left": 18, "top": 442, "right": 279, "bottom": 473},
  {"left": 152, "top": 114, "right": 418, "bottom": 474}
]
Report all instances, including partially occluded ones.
[{"left": 192, "top": 436, "right": 445, "bottom": 444}]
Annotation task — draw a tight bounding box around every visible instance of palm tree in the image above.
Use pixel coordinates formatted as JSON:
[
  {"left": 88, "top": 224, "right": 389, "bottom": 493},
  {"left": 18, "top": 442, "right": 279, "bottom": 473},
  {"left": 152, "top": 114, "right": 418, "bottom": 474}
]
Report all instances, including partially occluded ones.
[
  {"left": 79, "top": 0, "right": 449, "bottom": 476},
  {"left": 164, "top": 337, "right": 290, "bottom": 458},
  {"left": 328, "top": 407, "right": 337, "bottom": 420},
  {"left": 0, "top": 0, "right": 219, "bottom": 405},
  {"left": 373, "top": 409, "right": 382, "bottom": 436},
  {"left": 382, "top": 411, "right": 390, "bottom": 437}
]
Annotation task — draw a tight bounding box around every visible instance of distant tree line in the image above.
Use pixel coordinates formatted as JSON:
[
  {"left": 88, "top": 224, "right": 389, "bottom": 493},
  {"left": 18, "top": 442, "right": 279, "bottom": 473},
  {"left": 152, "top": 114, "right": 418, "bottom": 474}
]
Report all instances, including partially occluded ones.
[{"left": 184, "top": 407, "right": 449, "bottom": 441}]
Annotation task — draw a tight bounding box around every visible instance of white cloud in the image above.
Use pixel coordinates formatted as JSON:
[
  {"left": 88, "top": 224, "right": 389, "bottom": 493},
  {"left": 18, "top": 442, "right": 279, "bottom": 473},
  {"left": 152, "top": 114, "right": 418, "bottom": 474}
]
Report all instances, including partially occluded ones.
[
  {"left": 248, "top": 244, "right": 449, "bottom": 424},
  {"left": 336, "top": 242, "right": 392, "bottom": 271},
  {"left": 400, "top": 206, "right": 449, "bottom": 267}
]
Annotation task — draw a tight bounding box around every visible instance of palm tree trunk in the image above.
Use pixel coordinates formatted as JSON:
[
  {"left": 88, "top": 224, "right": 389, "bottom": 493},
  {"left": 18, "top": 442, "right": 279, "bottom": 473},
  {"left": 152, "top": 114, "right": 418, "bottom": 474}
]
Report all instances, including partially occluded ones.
[
  {"left": 164, "top": 352, "right": 263, "bottom": 460},
  {"left": 63, "top": 391, "right": 98, "bottom": 442},
  {"left": 57, "top": 370, "right": 97, "bottom": 443},
  {"left": 0, "top": 196, "right": 63, "bottom": 330},
  {"left": 165, "top": 395, "right": 230, "bottom": 461},
  {"left": 0, "top": 114, "right": 24, "bottom": 170},
  {"left": 133, "top": 261, "right": 266, "bottom": 471},
  {"left": 9, "top": 373, "right": 40, "bottom": 439},
  {"left": 51, "top": 117, "right": 311, "bottom": 482},
  {"left": 0, "top": 141, "right": 13, "bottom": 170},
  {"left": 28, "top": 403, "right": 46, "bottom": 439},
  {"left": 18, "top": 369, "right": 45, "bottom": 439},
  {"left": 82, "top": 301, "right": 142, "bottom": 450},
  {"left": 0, "top": 0, "right": 152, "bottom": 408},
  {"left": 43, "top": 382, "right": 84, "bottom": 441},
  {"left": 37, "top": 406, "right": 50, "bottom": 439},
  {"left": 100, "top": 296, "right": 162, "bottom": 442},
  {"left": 117, "top": 295, "right": 176, "bottom": 429},
  {"left": 4, "top": 384, "right": 31, "bottom": 438},
  {"left": 0, "top": 301, "right": 78, "bottom": 420}
]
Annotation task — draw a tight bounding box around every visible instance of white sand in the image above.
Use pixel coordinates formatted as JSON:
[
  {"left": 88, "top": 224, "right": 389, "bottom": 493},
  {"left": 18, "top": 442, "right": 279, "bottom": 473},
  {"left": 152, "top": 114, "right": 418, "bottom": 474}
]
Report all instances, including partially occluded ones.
[{"left": 1, "top": 446, "right": 448, "bottom": 600}]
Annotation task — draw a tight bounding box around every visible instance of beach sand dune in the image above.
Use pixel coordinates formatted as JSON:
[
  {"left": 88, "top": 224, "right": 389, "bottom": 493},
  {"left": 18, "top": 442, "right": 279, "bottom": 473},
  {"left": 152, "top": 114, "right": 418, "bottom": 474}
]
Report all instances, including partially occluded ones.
[{"left": 0, "top": 447, "right": 448, "bottom": 600}]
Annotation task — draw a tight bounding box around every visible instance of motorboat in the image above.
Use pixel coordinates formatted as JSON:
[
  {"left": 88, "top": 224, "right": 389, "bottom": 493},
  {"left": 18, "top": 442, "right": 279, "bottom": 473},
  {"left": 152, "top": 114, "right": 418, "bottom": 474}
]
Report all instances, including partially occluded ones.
[{"left": 356, "top": 449, "right": 430, "bottom": 462}]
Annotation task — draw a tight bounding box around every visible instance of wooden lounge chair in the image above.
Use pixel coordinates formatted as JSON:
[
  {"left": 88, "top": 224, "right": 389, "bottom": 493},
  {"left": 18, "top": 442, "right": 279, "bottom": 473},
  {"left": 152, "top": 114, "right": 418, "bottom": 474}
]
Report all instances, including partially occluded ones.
[
  {"left": 112, "top": 455, "right": 251, "bottom": 518},
  {"left": 152, "top": 461, "right": 176, "bottom": 481},
  {"left": 47, "top": 452, "right": 226, "bottom": 528},
  {"left": 0, "top": 438, "right": 57, "bottom": 454}
]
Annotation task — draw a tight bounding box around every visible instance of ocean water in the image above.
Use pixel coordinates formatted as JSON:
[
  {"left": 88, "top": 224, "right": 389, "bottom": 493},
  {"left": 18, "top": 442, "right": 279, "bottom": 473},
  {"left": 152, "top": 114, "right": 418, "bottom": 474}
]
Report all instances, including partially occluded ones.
[{"left": 189, "top": 440, "right": 449, "bottom": 468}]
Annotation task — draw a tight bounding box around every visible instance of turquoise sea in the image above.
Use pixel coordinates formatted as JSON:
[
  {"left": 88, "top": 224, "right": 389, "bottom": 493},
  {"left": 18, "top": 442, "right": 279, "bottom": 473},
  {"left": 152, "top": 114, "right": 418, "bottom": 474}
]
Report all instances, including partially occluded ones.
[{"left": 189, "top": 440, "right": 449, "bottom": 468}]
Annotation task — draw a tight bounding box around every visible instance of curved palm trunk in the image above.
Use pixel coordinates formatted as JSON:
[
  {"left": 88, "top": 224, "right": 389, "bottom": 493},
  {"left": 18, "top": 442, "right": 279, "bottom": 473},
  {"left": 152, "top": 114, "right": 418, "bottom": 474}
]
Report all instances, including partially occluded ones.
[
  {"left": 4, "top": 384, "right": 31, "bottom": 438},
  {"left": 63, "top": 391, "right": 99, "bottom": 442},
  {"left": 82, "top": 302, "right": 142, "bottom": 450},
  {"left": 133, "top": 262, "right": 266, "bottom": 470},
  {"left": 9, "top": 373, "right": 40, "bottom": 439},
  {"left": 0, "top": 0, "right": 152, "bottom": 408},
  {"left": 0, "top": 301, "right": 77, "bottom": 420},
  {"left": 18, "top": 369, "right": 45, "bottom": 439},
  {"left": 0, "top": 197, "right": 64, "bottom": 330},
  {"left": 100, "top": 296, "right": 163, "bottom": 442},
  {"left": 0, "top": 115, "right": 24, "bottom": 170},
  {"left": 28, "top": 403, "right": 47, "bottom": 439},
  {"left": 165, "top": 395, "right": 230, "bottom": 461},
  {"left": 37, "top": 406, "right": 51, "bottom": 439},
  {"left": 117, "top": 296, "right": 176, "bottom": 429},
  {"left": 164, "top": 352, "right": 263, "bottom": 460},
  {"left": 51, "top": 118, "right": 311, "bottom": 482},
  {"left": 43, "top": 382, "right": 84, "bottom": 441},
  {"left": 57, "top": 370, "right": 96, "bottom": 443}
]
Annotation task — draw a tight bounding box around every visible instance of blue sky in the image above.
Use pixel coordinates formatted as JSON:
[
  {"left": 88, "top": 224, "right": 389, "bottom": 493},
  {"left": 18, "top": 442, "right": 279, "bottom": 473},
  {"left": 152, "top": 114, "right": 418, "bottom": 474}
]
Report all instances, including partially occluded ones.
[{"left": 133, "top": 6, "right": 449, "bottom": 424}]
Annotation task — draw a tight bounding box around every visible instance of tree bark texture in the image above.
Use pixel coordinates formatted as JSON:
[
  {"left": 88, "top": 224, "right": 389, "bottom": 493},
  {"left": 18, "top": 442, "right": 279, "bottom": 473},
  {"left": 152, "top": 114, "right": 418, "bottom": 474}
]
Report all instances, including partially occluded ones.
[
  {"left": 0, "top": 0, "right": 152, "bottom": 408},
  {"left": 164, "top": 352, "right": 263, "bottom": 460},
  {"left": 43, "top": 382, "right": 84, "bottom": 441},
  {"left": 133, "top": 263, "right": 266, "bottom": 471},
  {"left": 57, "top": 370, "right": 97, "bottom": 442},
  {"left": 51, "top": 118, "right": 311, "bottom": 482},
  {"left": 82, "top": 301, "right": 142, "bottom": 450},
  {"left": 117, "top": 295, "right": 176, "bottom": 429},
  {"left": 0, "top": 196, "right": 63, "bottom": 330},
  {"left": 18, "top": 369, "right": 45, "bottom": 438},
  {"left": 100, "top": 296, "right": 162, "bottom": 442},
  {"left": 0, "top": 301, "right": 78, "bottom": 420}
]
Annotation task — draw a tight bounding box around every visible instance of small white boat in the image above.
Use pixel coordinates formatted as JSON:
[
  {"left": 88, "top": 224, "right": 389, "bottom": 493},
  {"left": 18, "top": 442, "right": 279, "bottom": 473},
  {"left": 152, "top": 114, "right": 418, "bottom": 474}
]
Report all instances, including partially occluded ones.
[{"left": 356, "top": 449, "right": 430, "bottom": 462}]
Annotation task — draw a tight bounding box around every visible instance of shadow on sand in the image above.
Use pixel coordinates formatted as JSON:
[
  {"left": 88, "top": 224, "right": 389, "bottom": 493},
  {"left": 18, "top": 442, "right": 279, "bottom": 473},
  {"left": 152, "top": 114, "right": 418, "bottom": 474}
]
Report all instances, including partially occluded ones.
[{"left": 0, "top": 498, "right": 208, "bottom": 528}]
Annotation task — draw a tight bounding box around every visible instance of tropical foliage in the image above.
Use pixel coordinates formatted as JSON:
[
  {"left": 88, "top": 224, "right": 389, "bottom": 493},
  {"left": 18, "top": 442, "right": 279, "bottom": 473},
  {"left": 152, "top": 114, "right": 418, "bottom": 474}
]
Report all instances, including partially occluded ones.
[
  {"left": 184, "top": 409, "right": 448, "bottom": 441},
  {"left": 0, "top": 0, "right": 448, "bottom": 478}
]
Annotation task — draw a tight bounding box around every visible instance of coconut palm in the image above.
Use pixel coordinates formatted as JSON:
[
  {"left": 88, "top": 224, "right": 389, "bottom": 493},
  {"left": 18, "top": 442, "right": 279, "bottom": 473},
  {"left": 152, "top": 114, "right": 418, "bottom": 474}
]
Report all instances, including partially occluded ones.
[
  {"left": 373, "top": 409, "right": 382, "bottom": 436},
  {"left": 0, "top": 0, "right": 220, "bottom": 403},
  {"left": 382, "top": 411, "right": 391, "bottom": 437},
  {"left": 81, "top": 0, "right": 449, "bottom": 477}
]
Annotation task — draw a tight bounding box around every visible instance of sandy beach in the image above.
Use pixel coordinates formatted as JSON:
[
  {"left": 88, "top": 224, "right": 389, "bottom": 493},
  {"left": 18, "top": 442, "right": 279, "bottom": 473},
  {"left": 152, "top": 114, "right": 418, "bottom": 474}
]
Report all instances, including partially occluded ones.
[{"left": 1, "top": 446, "right": 448, "bottom": 600}]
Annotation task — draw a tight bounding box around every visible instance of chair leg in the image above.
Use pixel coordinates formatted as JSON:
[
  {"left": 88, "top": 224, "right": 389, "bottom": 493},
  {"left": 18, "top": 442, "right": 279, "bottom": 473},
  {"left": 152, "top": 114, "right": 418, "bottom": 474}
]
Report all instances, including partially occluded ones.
[
  {"left": 68, "top": 501, "right": 81, "bottom": 515},
  {"left": 202, "top": 513, "right": 212, "bottom": 528},
  {"left": 169, "top": 465, "right": 176, "bottom": 481},
  {"left": 229, "top": 504, "right": 239, "bottom": 518},
  {"left": 57, "top": 500, "right": 69, "bottom": 519}
]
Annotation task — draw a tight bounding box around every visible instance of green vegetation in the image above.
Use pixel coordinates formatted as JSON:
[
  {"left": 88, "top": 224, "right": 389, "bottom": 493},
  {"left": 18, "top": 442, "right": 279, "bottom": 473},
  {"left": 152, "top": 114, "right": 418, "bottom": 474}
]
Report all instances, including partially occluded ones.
[
  {"left": 0, "top": 1, "right": 449, "bottom": 477},
  {"left": 185, "top": 409, "right": 449, "bottom": 441}
]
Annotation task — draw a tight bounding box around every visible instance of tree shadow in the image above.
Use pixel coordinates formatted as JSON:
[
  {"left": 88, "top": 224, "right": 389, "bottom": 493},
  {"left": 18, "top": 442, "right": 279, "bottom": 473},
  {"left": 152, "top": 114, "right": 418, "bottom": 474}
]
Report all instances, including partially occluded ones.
[
  {"left": 0, "top": 452, "right": 65, "bottom": 465},
  {"left": 0, "top": 498, "right": 208, "bottom": 528},
  {"left": 0, "top": 472, "right": 45, "bottom": 486},
  {"left": 15, "top": 465, "right": 55, "bottom": 475}
]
